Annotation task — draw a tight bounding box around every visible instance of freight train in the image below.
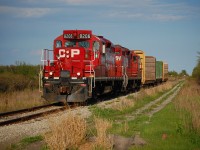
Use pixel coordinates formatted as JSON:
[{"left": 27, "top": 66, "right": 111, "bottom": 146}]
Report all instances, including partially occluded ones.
[{"left": 39, "top": 30, "right": 168, "bottom": 103}]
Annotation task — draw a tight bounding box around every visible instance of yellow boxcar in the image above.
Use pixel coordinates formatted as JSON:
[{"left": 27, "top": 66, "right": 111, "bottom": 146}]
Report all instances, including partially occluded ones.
[{"left": 133, "top": 50, "right": 146, "bottom": 84}]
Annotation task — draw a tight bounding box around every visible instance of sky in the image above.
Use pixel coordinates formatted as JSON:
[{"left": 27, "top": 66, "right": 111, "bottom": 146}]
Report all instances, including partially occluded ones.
[{"left": 0, "top": 0, "right": 200, "bottom": 75}]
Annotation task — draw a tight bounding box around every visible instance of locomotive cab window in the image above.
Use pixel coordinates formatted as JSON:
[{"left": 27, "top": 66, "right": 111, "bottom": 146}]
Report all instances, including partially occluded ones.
[
  {"left": 56, "top": 40, "right": 62, "bottom": 48},
  {"left": 79, "top": 41, "right": 90, "bottom": 48},
  {"left": 93, "top": 41, "right": 99, "bottom": 51},
  {"left": 65, "top": 41, "right": 76, "bottom": 47}
]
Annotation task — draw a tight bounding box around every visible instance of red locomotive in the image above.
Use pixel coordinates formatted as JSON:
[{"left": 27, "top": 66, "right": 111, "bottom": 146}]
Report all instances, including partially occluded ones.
[{"left": 40, "top": 30, "right": 141, "bottom": 103}]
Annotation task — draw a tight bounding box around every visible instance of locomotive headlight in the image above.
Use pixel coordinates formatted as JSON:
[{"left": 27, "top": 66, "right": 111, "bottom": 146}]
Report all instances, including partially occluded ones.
[
  {"left": 77, "top": 72, "right": 81, "bottom": 76},
  {"left": 49, "top": 71, "right": 53, "bottom": 76},
  {"left": 66, "top": 55, "right": 70, "bottom": 58},
  {"left": 66, "top": 51, "right": 69, "bottom": 54}
]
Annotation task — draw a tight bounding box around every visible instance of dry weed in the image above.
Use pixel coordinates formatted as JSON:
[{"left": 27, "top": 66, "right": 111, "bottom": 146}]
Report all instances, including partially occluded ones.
[
  {"left": 0, "top": 89, "right": 45, "bottom": 112},
  {"left": 93, "top": 117, "right": 113, "bottom": 149},
  {"left": 44, "top": 113, "right": 87, "bottom": 150},
  {"left": 112, "top": 97, "right": 134, "bottom": 111},
  {"left": 174, "top": 80, "right": 200, "bottom": 134},
  {"left": 144, "top": 81, "right": 174, "bottom": 96}
]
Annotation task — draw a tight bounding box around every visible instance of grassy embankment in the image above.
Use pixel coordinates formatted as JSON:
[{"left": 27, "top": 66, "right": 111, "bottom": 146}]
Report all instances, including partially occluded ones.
[
  {"left": 7, "top": 79, "right": 200, "bottom": 150},
  {"left": 90, "top": 79, "right": 200, "bottom": 150},
  {"left": 0, "top": 64, "right": 46, "bottom": 113},
  {"left": 42, "top": 80, "right": 179, "bottom": 149}
]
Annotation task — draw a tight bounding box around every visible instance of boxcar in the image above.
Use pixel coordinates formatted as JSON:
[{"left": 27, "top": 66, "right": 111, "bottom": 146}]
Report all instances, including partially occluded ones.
[
  {"left": 163, "top": 63, "right": 168, "bottom": 81},
  {"left": 133, "top": 50, "right": 145, "bottom": 84},
  {"left": 156, "top": 61, "right": 163, "bottom": 83},
  {"left": 145, "top": 56, "right": 156, "bottom": 84}
]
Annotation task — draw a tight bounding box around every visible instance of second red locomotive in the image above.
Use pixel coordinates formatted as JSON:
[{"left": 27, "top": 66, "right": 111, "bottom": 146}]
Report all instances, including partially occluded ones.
[{"left": 40, "top": 30, "right": 141, "bottom": 103}]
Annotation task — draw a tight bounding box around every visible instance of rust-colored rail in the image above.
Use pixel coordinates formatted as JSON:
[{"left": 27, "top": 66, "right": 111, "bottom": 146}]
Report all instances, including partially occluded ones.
[
  {"left": 0, "top": 103, "right": 68, "bottom": 127},
  {"left": 0, "top": 102, "right": 61, "bottom": 118},
  {"left": 0, "top": 107, "right": 67, "bottom": 127}
]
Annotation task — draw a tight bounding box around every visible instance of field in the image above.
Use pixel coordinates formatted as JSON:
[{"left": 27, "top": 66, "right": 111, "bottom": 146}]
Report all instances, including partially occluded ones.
[
  {"left": 0, "top": 89, "right": 46, "bottom": 113},
  {"left": 3, "top": 79, "right": 200, "bottom": 150}
]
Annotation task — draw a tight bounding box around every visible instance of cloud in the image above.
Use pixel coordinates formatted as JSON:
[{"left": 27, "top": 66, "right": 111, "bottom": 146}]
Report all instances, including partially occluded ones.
[
  {"left": 0, "top": 6, "right": 59, "bottom": 18},
  {"left": 106, "top": 10, "right": 184, "bottom": 21},
  {"left": 0, "top": 0, "right": 199, "bottom": 21},
  {"left": 30, "top": 50, "right": 42, "bottom": 56},
  {"left": 149, "top": 14, "right": 184, "bottom": 21}
]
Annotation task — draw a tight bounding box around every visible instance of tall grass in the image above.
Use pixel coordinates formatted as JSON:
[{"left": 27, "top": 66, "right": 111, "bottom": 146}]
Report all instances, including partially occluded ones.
[
  {"left": 143, "top": 81, "right": 175, "bottom": 97},
  {"left": 44, "top": 114, "right": 113, "bottom": 150},
  {"left": 93, "top": 117, "right": 113, "bottom": 149},
  {"left": 0, "top": 89, "right": 45, "bottom": 113},
  {"left": 44, "top": 113, "right": 87, "bottom": 150},
  {"left": 174, "top": 79, "right": 200, "bottom": 134},
  {"left": 104, "top": 81, "right": 177, "bottom": 112},
  {"left": 111, "top": 97, "right": 135, "bottom": 111}
]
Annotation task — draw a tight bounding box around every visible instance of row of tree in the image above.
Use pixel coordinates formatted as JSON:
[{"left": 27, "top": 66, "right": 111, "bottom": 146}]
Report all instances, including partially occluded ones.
[
  {"left": 168, "top": 70, "right": 188, "bottom": 77},
  {"left": 192, "top": 52, "right": 200, "bottom": 83},
  {"left": 0, "top": 62, "right": 40, "bottom": 92}
]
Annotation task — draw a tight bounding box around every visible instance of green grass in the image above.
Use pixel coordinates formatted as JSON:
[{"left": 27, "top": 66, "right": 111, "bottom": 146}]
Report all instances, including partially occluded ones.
[
  {"left": 128, "top": 103, "right": 200, "bottom": 150},
  {"left": 89, "top": 91, "right": 165, "bottom": 121},
  {"left": 90, "top": 82, "right": 200, "bottom": 150},
  {"left": 8, "top": 135, "right": 43, "bottom": 150}
]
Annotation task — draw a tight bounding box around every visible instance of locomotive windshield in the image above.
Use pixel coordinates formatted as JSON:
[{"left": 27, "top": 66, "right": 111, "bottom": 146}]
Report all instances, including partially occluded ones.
[
  {"left": 65, "top": 41, "right": 76, "bottom": 47},
  {"left": 65, "top": 40, "right": 90, "bottom": 48}
]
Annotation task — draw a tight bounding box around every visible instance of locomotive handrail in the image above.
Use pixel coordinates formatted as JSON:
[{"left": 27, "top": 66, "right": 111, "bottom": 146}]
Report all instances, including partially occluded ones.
[{"left": 41, "top": 49, "right": 57, "bottom": 65}]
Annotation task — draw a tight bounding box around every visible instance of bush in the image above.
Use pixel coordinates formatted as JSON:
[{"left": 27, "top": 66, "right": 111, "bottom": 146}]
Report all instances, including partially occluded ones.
[
  {"left": 0, "top": 63, "right": 40, "bottom": 92},
  {"left": 192, "top": 52, "right": 200, "bottom": 84},
  {"left": 192, "top": 65, "right": 200, "bottom": 84}
]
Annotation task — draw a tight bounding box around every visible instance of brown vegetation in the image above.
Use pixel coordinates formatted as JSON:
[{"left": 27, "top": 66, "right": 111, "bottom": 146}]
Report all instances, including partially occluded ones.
[
  {"left": 0, "top": 89, "right": 45, "bottom": 113},
  {"left": 44, "top": 113, "right": 87, "bottom": 150},
  {"left": 143, "top": 81, "right": 175, "bottom": 96},
  {"left": 93, "top": 117, "right": 113, "bottom": 149},
  {"left": 174, "top": 79, "right": 200, "bottom": 134},
  {"left": 44, "top": 115, "right": 113, "bottom": 150}
]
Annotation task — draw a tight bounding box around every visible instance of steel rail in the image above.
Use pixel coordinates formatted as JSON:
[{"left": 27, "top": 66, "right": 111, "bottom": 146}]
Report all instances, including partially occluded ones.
[
  {"left": 0, "top": 102, "right": 61, "bottom": 118},
  {"left": 0, "top": 106, "right": 67, "bottom": 127}
]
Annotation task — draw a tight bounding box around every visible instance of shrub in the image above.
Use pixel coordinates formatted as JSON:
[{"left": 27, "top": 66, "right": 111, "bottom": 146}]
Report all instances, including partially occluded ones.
[
  {"left": 44, "top": 113, "right": 87, "bottom": 150},
  {"left": 0, "top": 64, "right": 40, "bottom": 92}
]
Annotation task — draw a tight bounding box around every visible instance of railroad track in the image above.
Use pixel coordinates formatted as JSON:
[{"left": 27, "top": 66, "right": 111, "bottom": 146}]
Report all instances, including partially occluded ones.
[{"left": 0, "top": 103, "right": 68, "bottom": 127}]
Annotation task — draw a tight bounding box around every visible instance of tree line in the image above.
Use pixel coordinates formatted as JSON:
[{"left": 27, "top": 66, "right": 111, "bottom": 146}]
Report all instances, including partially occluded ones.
[
  {"left": 192, "top": 52, "right": 200, "bottom": 84},
  {"left": 0, "top": 61, "right": 40, "bottom": 92}
]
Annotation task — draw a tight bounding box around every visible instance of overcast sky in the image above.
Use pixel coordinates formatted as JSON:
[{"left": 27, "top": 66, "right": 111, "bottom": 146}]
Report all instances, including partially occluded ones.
[{"left": 0, "top": 0, "right": 200, "bottom": 74}]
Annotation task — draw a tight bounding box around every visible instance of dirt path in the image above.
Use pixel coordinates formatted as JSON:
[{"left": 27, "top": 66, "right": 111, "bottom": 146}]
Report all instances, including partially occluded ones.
[
  {"left": 147, "top": 83, "right": 183, "bottom": 117},
  {"left": 117, "top": 82, "right": 183, "bottom": 123}
]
